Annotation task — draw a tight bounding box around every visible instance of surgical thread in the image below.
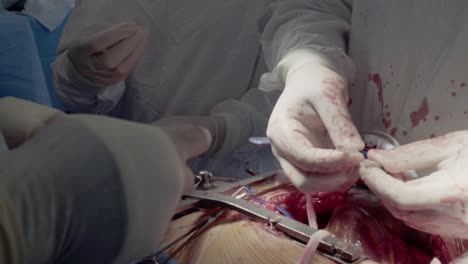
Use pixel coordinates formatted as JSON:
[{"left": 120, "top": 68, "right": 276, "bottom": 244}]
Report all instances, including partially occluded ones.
[{"left": 242, "top": 186, "right": 293, "bottom": 219}]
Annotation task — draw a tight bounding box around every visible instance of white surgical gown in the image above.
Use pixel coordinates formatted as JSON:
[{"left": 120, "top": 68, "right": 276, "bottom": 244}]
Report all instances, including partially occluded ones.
[
  {"left": 53, "top": 0, "right": 281, "bottom": 177},
  {"left": 261, "top": 0, "right": 468, "bottom": 145}
]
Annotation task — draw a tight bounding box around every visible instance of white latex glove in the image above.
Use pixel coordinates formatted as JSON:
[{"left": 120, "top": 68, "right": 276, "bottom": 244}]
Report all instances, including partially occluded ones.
[
  {"left": 0, "top": 97, "right": 64, "bottom": 148},
  {"left": 267, "top": 53, "right": 364, "bottom": 194},
  {"left": 67, "top": 21, "right": 147, "bottom": 86},
  {"left": 159, "top": 123, "right": 213, "bottom": 193},
  {"left": 155, "top": 115, "right": 227, "bottom": 157},
  {"left": 360, "top": 131, "right": 468, "bottom": 239}
]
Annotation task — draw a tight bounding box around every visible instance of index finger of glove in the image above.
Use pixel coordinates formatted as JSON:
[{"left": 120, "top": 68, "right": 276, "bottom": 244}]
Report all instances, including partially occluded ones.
[
  {"left": 84, "top": 21, "right": 138, "bottom": 54},
  {"left": 312, "top": 77, "right": 364, "bottom": 151},
  {"left": 268, "top": 122, "right": 356, "bottom": 174}
]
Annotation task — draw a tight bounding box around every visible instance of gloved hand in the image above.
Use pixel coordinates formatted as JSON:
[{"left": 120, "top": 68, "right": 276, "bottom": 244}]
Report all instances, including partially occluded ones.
[
  {"left": 266, "top": 52, "right": 364, "bottom": 194},
  {"left": 67, "top": 21, "right": 147, "bottom": 86},
  {"left": 155, "top": 115, "right": 227, "bottom": 157},
  {"left": 159, "top": 123, "right": 213, "bottom": 193},
  {"left": 0, "top": 97, "right": 64, "bottom": 148},
  {"left": 360, "top": 131, "right": 468, "bottom": 238}
]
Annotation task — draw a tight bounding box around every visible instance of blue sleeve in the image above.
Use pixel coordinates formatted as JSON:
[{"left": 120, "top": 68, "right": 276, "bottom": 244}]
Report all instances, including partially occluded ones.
[{"left": 0, "top": 11, "right": 51, "bottom": 107}]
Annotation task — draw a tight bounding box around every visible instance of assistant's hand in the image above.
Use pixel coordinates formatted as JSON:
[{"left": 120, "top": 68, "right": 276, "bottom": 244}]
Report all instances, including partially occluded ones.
[
  {"left": 157, "top": 121, "right": 214, "bottom": 193},
  {"left": 155, "top": 115, "right": 226, "bottom": 157},
  {"left": 267, "top": 63, "right": 364, "bottom": 194},
  {"left": 360, "top": 131, "right": 468, "bottom": 238},
  {"left": 67, "top": 21, "right": 147, "bottom": 86},
  {"left": 0, "top": 97, "right": 64, "bottom": 148}
]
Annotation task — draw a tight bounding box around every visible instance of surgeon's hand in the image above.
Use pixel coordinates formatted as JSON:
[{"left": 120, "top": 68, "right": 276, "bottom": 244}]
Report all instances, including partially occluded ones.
[
  {"left": 159, "top": 123, "right": 213, "bottom": 193},
  {"left": 267, "top": 63, "right": 364, "bottom": 194},
  {"left": 360, "top": 131, "right": 468, "bottom": 238},
  {"left": 67, "top": 21, "right": 147, "bottom": 86}
]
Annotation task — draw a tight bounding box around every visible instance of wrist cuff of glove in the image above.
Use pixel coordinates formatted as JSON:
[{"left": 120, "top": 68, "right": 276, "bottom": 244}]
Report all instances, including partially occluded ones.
[
  {"left": 259, "top": 49, "right": 353, "bottom": 92},
  {"left": 206, "top": 113, "right": 243, "bottom": 157},
  {"left": 203, "top": 115, "right": 227, "bottom": 156},
  {"left": 278, "top": 49, "right": 335, "bottom": 85}
]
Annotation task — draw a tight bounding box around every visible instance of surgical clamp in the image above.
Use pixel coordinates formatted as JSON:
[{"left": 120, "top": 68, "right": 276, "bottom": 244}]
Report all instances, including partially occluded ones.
[{"left": 179, "top": 171, "right": 369, "bottom": 264}]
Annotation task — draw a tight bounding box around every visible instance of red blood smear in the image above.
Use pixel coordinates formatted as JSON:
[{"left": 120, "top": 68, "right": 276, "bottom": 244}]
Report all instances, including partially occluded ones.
[
  {"left": 386, "top": 112, "right": 391, "bottom": 118},
  {"left": 451, "top": 92, "right": 457, "bottom": 96},
  {"left": 256, "top": 185, "right": 468, "bottom": 263},
  {"left": 431, "top": 235, "right": 453, "bottom": 263},
  {"left": 390, "top": 127, "right": 398, "bottom": 136},
  {"left": 402, "top": 130, "right": 408, "bottom": 136},
  {"left": 260, "top": 187, "right": 347, "bottom": 224},
  {"left": 372, "top": 74, "right": 384, "bottom": 106},
  {"left": 371, "top": 73, "right": 392, "bottom": 129},
  {"left": 392, "top": 235, "right": 433, "bottom": 264},
  {"left": 410, "top": 97, "right": 430, "bottom": 128},
  {"left": 382, "top": 118, "right": 392, "bottom": 129},
  {"left": 461, "top": 82, "right": 466, "bottom": 88}
]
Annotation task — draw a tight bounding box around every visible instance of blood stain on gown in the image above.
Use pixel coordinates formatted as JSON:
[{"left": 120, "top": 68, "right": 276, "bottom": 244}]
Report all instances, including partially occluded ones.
[
  {"left": 410, "top": 97, "right": 430, "bottom": 128},
  {"left": 461, "top": 82, "right": 466, "bottom": 88},
  {"left": 370, "top": 73, "right": 392, "bottom": 129}
]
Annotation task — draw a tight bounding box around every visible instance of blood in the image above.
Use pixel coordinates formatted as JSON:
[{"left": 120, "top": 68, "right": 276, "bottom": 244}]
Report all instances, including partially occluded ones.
[
  {"left": 371, "top": 73, "right": 392, "bottom": 129},
  {"left": 410, "top": 97, "right": 430, "bottom": 128},
  {"left": 403, "top": 130, "right": 408, "bottom": 136},
  {"left": 461, "top": 82, "right": 466, "bottom": 88},
  {"left": 258, "top": 185, "right": 458, "bottom": 263},
  {"left": 451, "top": 92, "right": 457, "bottom": 97},
  {"left": 390, "top": 127, "right": 398, "bottom": 136},
  {"left": 382, "top": 118, "right": 392, "bottom": 129},
  {"left": 253, "top": 184, "right": 468, "bottom": 263},
  {"left": 371, "top": 74, "right": 384, "bottom": 106}
]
